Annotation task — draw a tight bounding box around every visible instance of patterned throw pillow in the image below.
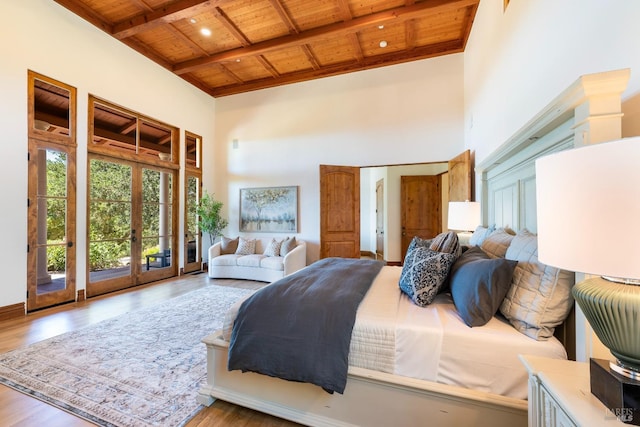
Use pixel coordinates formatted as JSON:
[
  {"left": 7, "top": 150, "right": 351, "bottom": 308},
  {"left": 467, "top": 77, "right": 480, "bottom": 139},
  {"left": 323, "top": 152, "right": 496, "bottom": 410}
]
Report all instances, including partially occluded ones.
[
  {"left": 280, "top": 236, "right": 297, "bottom": 256},
  {"left": 220, "top": 236, "right": 239, "bottom": 254},
  {"left": 263, "top": 238, "right": 283, "bottom": 257},
  {"left": 430, "top": 231, "right": 462, "bottom": 258},
  {"left": 235, "top": 237, "right": 256, "bottom": 255},
  {"left": 399, "top": 247, "right": 456, "bottom": 307}
]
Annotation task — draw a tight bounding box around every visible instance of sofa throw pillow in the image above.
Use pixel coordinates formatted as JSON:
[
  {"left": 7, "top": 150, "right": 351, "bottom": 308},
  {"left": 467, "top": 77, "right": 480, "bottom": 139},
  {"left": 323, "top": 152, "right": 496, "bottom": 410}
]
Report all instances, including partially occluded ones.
[
  {"left": 430, "top": 231, "right": 462, "bottom": 258},
  {"left": 235, "top": 237, "right": 256, "bottom": 255},
  {"left": 500, "top": 229, "right": 575, "bottom": 340},
  {"left": 449, "top": 246, "right": 518, "bottom": 327},
  {"left": 399, "top": 246, "right": 456, "bottom": 307},
  {"left": 263, "top": 238, "right": 283, "bottom": 257},
  {"left": 481, "top": 227, "right": 515, "bottom": 259},
  {"left": 220, "top": 236, "right": 239, "bottom": 254},
  {"left": 280, "top": 236, "right": 297, "bottom": 256}
]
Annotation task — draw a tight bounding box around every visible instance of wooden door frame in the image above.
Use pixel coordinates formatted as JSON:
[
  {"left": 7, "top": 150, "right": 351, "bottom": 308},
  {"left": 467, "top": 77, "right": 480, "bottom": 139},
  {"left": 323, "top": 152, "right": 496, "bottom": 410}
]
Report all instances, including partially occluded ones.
[{"left": 26, "top": 71, "right": 77, "bottom": 312}]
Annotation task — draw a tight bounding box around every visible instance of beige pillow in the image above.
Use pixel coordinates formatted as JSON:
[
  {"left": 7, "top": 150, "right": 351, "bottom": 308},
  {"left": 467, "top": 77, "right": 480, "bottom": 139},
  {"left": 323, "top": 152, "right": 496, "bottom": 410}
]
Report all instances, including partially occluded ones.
[
  {"left": 280, "top": 236, "right": 297, "bottom": 256},
  {"left": 235, "top": 237, "right": 256, "bottom": 255},
  {"left": 500, "top": 229, "right": 575, "bottom": 340},
  {"left": 429, "top": 231, "right": 462, "bottom": 258},
  {"left": 263, "top": 238, "right": 283, "bottom": 257},
  {"left": 220, "top": 236, "right": 239, "bottom": 254},
  {"left": 481, "top": 227, "right": 515, "bottom": 259}
]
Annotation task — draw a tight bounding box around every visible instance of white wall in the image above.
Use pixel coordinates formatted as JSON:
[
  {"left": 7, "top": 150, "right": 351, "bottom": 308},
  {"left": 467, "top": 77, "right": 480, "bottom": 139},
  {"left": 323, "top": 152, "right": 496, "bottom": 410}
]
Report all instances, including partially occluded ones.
[
  {"left": 213, "top": 55, "right": 465, "bottom": 261},
  {"left": 0, "top": 0, "right": 216, "bottom": 308},
  {"left": 464, "top": 0, "right": 640, "bottom": 165}
]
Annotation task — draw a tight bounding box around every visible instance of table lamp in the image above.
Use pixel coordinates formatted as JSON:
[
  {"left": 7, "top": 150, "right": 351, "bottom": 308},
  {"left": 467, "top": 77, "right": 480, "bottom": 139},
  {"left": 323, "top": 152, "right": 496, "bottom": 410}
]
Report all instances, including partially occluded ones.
[
  {"left": 536, "top": 136, "right": 640, "bottom": 423},
  {"left": 448, "top": 201, "right": 480, "bottom": 246}
]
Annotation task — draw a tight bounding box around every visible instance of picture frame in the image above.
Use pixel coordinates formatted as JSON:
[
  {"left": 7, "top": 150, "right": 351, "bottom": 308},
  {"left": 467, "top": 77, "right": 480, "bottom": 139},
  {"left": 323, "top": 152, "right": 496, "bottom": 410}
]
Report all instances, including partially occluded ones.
[{"left": 239, "top": 186, "right": 298, "bottom": 233}]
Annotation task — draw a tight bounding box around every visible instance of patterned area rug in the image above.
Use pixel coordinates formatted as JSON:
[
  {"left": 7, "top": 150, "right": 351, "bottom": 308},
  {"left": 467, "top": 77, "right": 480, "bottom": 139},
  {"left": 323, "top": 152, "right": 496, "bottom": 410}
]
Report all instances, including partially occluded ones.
[{"left": 0, "top": 285, "right": 254, "bottom": 427}]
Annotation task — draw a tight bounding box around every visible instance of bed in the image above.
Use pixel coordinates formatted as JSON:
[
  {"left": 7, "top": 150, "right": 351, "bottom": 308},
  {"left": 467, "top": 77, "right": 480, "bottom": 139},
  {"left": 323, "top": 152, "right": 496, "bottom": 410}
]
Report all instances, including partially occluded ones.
[{"left": 197, "top": 69, "right": 629, "bottom": 427}]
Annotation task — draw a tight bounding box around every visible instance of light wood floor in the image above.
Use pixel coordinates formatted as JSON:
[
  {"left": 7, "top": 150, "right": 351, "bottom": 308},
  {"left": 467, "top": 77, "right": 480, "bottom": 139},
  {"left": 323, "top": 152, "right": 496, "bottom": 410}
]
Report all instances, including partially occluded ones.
[{"left": 0, "top": 274, "right": 300, "bottom": 427}]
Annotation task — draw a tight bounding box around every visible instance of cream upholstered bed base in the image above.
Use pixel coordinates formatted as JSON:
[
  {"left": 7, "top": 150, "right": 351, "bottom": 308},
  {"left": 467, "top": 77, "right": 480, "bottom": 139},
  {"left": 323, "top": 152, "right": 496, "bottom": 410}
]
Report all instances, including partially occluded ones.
[{"left": 197, "top": 331, "right": 527, "bottom": 427}]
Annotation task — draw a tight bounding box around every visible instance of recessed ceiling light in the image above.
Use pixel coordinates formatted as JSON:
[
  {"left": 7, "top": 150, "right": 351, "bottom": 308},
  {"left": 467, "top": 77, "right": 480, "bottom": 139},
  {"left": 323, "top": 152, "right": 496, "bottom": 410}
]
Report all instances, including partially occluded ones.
[
  {"left": 200, "top": 27, "right": 212, "bottom": 37},
  {"left": 236, "top": 59, "right": 241, "bottom": 62},
  {"left": 378, "top": 25, "right": 384, "bottom": 29},
  {"left": 379, "top": 40, "right": 388, "bottom": 48},
  {"left": 190, "top": 18, "right": 197, "bottom": 24}
]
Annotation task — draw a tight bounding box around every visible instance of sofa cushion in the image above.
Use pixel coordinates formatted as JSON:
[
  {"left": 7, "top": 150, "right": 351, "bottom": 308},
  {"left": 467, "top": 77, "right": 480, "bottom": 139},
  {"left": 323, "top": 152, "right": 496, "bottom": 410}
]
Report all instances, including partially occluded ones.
[
  {"left": 236, "top": 254, "right": 265, "bottom": 267},
  {"left": 264, "top": 238, "right": 284, "bottom": 257},
  {"left": 280, "top": 236, "right": 297, "bottom": 256},
  {"left": 236, "top": 237, "right": 256, "bottom": 255},
  {"left": 209, "top": 254, "right": 241, "bottom": 266},
  {"left": 260, "top": 256, "right": 285, "bottom": 271},
  {"left": 220, "top": 236, "right": 239, "bottom": 254}
]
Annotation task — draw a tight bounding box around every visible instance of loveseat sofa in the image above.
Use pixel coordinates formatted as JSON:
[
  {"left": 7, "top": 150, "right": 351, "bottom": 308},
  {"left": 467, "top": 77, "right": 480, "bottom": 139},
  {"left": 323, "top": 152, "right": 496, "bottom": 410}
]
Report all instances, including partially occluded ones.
[{"left": 208, "top": 236, "right": 306, "bottom": 282}]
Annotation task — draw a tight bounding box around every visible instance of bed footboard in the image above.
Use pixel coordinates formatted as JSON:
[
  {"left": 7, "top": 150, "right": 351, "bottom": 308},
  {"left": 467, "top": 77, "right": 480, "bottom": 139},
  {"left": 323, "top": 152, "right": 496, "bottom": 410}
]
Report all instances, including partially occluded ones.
[{"left": 198, "top": 331, "right": 527, "bottom": 427}]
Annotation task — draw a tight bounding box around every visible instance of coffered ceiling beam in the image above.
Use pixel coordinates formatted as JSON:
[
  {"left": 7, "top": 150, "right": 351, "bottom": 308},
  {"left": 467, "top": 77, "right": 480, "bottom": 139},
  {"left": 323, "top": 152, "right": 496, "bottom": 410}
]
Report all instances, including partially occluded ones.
[
  {"left": 211, "top": 38, "right": 463, "bottom": 97},
  {"left": 174, "top": 0, "right": 476, "bottom": 75},
  {"left": 112, "top": 0, "right": 233, "bottom": 40}
]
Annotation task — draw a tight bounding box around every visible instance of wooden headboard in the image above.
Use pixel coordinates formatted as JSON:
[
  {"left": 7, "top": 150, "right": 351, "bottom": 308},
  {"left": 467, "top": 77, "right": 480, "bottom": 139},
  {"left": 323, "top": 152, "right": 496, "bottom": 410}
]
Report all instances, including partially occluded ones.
[{"left": 475, "top": 69, "right": 630, "bottom": 361}]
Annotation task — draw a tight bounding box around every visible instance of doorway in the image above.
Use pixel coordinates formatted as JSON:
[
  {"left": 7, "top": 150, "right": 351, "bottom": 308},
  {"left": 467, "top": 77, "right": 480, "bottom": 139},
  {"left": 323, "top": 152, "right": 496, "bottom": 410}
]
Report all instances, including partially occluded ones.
[{"left": 87, "top": 156, "right": 176, "bottom": 297}]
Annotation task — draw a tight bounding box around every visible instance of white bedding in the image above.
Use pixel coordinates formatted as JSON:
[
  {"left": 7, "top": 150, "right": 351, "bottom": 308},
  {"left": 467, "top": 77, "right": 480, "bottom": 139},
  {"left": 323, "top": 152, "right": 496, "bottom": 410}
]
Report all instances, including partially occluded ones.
[{"left": 223, "top": 265, "right": 567, "bottom": 400}]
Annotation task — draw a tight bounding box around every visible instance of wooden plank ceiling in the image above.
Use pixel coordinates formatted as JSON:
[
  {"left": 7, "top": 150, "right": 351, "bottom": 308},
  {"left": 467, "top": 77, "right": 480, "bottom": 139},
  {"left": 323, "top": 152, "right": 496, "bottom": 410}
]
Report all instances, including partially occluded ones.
[{"left": 54, "top": 0, "right": 479, "bottom": 97}]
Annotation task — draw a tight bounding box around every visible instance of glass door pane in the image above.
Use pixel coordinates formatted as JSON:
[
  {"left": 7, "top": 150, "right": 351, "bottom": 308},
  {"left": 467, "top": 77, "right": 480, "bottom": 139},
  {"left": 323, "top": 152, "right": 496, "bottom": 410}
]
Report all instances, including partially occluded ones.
[
  {"left": 141, "top": 168, "right": 173, "bottom": 273},
  {"left": 88, "top": 159, "right": 132, "bottom": 286},
  {"left": 36, "top": 149, "right": 68, "bottom": 294},
  {"left": 184, "top": 174, "right": 201, "bottom": 272}
]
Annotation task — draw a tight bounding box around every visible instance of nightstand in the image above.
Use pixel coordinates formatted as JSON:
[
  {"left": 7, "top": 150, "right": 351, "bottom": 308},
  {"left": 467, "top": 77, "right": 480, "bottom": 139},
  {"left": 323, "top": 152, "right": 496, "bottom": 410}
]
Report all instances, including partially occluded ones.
[{"left": 520, "top": 355, "right": 627, "bottom": 426}]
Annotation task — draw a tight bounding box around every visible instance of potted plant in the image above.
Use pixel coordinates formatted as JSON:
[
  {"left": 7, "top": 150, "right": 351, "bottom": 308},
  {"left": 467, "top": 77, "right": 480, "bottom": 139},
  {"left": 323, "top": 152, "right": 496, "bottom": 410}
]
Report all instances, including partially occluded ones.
[{"left": 196, "top": 191, "right": 229, "bottom": 246}]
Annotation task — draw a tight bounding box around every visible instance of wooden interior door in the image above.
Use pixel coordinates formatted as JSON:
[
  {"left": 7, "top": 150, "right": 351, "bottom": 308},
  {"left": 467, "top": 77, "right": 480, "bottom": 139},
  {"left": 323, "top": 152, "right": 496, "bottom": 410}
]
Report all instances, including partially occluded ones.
[
  {"left": 319, "top": 165, "right": 360, "bottom": 258},
  {"left": 448, "top": 149, "right": 472, "bottom": 201},
  {"left": 400, "top": 175, "right": 441, "bottom": 261},
  {"left": 375, "top": 179, "right": 384, "bottom": 260}
]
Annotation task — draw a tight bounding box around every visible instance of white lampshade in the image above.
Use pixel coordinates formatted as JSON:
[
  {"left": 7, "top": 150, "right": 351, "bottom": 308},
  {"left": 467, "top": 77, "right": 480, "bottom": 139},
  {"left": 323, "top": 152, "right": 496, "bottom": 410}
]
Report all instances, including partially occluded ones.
[
  {"left": 536, "top": 137, "right": 640, "bottom": 280},
  {"left": 448, "top": 201, "right": 480, "bottom": 232},
  {"left": 537, "top": 137, "right": 640, "bottom": 383}
]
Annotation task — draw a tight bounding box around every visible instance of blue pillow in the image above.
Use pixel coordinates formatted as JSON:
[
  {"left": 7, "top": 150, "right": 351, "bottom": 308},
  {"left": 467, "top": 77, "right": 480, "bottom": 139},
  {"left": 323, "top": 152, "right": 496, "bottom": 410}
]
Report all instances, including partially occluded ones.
[
  {"left": 399, "top": 247, "right": 456, "bottom": 307},
  {"left": 449, "top": 246, "right": 518, "bottom": 327}
]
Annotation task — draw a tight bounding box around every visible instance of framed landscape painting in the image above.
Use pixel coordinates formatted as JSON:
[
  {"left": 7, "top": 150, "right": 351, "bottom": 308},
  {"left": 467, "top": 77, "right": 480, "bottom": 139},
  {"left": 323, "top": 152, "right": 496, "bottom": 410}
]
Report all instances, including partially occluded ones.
[{"left": 240, "top": 186, "right": 298, "bottom": 233}]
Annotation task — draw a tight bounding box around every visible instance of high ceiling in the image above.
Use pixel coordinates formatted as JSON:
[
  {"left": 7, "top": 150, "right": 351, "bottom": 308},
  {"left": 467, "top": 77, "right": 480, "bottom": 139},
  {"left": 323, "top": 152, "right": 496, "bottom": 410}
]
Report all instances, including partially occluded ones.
[{"left": 54, "top": 0, "right": 479, "bottom": 98}]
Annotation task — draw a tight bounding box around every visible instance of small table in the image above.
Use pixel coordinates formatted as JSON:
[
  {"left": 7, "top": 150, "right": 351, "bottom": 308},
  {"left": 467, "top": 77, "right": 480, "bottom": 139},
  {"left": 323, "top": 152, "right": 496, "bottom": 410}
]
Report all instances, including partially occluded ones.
[{"left": 146, "top": 251, "right": 170, "bottom": 270}]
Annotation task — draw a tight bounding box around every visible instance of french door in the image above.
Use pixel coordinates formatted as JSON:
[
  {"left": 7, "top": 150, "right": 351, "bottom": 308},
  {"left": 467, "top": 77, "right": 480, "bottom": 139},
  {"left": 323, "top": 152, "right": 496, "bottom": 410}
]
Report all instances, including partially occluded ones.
[
  {"left": 183, "top": 173, "right": 201, "bottom": 273},
  {"left": 27, "top": 140, "right": 76, "bottom": 311},
  {"left": 87, "top": 155, "right": 176, "bottom": 297}
]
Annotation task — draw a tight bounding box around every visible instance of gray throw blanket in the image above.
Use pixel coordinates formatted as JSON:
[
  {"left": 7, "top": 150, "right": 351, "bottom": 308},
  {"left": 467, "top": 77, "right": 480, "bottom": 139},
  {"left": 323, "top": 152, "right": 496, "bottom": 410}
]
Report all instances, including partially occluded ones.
[{"left": 228, "top": 257, "right": 384, "bottom": 394}]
